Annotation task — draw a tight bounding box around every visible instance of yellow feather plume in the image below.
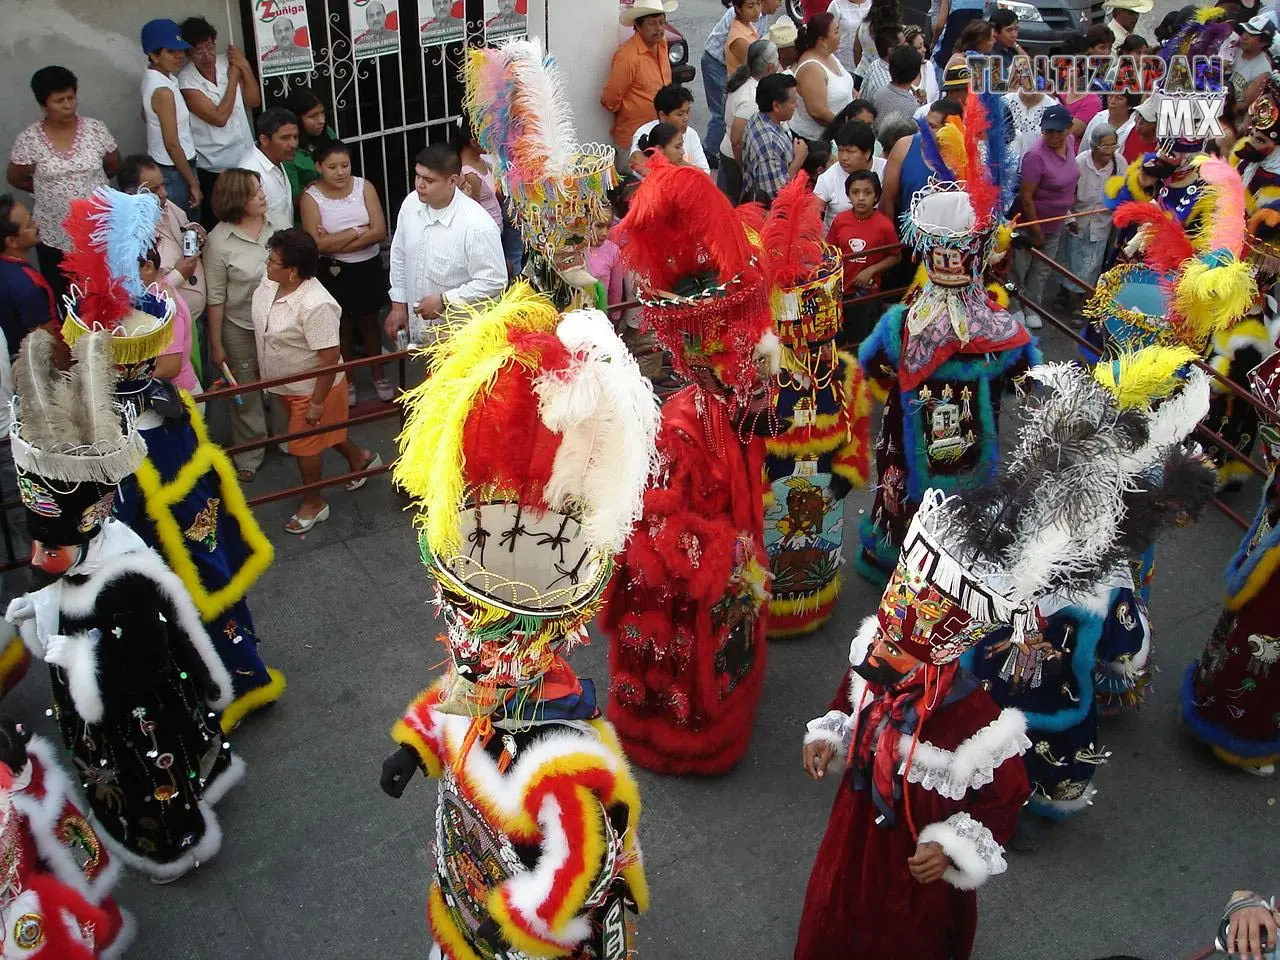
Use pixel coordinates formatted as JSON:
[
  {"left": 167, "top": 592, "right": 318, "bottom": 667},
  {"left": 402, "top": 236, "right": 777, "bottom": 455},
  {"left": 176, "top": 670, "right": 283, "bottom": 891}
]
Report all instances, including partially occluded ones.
[
  {"left": 908, "top": 261, "right": 929, "bottom": 297},
  {"left": 1173, "top": 258, "right": 1258, "bottom": 347},
  {"left": 1092, "top": 345, "right": 1199, "bottom": 409},
  {"left": 987, "top": 283, "right": 1010, "bottom": 309},
  {"left": 393, "top": 283, "right": 560, "bottom": 556},
  {"left": 935, "top": 120, "right": 968, "bottom": 181},
  {"left": 992, "top": 222, "right": 1014, "bottom": 255},
  {"left": 1193, "top": 5, "right": 1224, "bottom": 23}
]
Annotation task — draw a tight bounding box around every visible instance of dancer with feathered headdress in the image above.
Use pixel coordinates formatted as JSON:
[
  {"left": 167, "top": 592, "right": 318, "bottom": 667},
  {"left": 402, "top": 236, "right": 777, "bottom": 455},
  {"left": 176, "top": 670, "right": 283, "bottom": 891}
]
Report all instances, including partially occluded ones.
[
  {"left": 600, "top": 154, "right": 783, "bottom": 775},
  {"left": 760, "top": 177, "right": 872, "bottom": 638},
  {"left": 2, "top": 329, "right": 244, "bottom": 883},
  {"left": 856, "top": 95, "right": 1042, "bottom": 586},
  {"left": 379, "top": 285, "right": 658, "bottom": 958},
  {"left": 794, "top": 348, "right": 1216, "bottom": 959},
  {"left": 59, "top": 186, "right": 282, "bottom": 733}
]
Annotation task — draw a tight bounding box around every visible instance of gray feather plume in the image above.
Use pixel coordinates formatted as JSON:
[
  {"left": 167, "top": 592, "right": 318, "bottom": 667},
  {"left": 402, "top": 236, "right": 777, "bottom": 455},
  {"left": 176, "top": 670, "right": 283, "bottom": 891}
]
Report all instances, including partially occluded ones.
[
  {"left": 11, "top": 330, "right": 70, "bottom": 449},
  {"left": 69, "top": 331, "right": 124, "bottom": 447}
]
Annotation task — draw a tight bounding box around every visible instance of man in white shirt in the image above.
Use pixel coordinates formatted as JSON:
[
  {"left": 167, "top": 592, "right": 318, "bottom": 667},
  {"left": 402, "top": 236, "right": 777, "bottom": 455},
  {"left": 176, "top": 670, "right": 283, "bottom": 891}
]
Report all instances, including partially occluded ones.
[
  {"left": 235, "top": 108, "right": 298, "bottom": 226},
  {"left": 628, "top": 83, "right": 711, "bottom": 173},
  {"left": 384, "top": 144, "right": 506, "bottom": 342},
  {"left": 814, "top": 120, "right": 887, "bottom": 226},
  {"left": 178, "top": 16, "right": 260, "bottom": 228}
]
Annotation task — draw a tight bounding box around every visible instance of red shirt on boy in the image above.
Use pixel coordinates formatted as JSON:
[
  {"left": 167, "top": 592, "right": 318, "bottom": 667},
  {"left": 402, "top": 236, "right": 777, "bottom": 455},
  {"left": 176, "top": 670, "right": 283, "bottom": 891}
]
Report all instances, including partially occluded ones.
[{"left": 826, "top": 209, "right": 898, "bottom": 294}]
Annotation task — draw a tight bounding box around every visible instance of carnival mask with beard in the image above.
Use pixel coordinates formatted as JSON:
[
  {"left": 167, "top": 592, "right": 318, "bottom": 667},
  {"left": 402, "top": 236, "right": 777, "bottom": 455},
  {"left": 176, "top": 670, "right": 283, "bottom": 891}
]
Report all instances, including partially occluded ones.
[
  {"left": 851, "top": 656, "right": 914, "bottom": 688},
  {"left": 1237, "top": 136, "right": 1275, "bottom": 164}
]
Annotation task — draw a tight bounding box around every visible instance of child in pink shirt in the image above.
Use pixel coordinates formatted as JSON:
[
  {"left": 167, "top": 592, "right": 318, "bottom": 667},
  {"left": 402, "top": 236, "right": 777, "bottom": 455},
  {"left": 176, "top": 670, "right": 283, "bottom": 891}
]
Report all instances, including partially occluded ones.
[
  {"left": 585, "top": 217, "right": 624, "bottom": 322},
  {"left": 140, "top": 251, "right": 201, "bottom": 396}
]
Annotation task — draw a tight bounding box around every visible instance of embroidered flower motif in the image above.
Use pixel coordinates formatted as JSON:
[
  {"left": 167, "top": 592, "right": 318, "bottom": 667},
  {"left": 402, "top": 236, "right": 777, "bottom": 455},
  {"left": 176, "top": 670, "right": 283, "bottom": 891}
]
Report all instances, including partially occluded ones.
[{"left": 183, "top": 497, "right": 221, "bottom": 551}]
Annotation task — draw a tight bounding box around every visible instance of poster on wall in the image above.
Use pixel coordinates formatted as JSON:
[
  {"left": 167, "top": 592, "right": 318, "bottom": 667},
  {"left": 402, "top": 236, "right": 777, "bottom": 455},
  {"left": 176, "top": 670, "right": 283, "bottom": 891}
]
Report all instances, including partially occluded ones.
[
  {"left": 419, "top": 0, "right": 465, "bottom": 47},
  {"left": 253, "top": 0, "right": 315, "bottom": 78},
  {"left": 484, "top": 0, "right": 528, "bottom": 40},
  {"left": 350, "top": 0, "right": 401, "bottom": 59}
]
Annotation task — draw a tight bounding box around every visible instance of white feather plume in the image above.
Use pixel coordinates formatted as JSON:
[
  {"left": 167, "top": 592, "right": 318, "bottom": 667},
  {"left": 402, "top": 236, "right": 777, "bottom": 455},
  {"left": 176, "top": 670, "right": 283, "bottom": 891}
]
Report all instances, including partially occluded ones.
[
  {"left": 504, "top": 39, "right": 580, "bottom": 179},
  {"left": 534, "top": 309, "right": 661, "bottom": 554}
]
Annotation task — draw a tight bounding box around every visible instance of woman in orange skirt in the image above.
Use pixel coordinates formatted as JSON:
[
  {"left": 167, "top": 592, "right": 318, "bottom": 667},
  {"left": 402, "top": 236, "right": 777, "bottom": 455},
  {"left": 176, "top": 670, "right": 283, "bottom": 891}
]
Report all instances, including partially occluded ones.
[{"left": 252, "top": 228, "right": 381, "bottom": 533}]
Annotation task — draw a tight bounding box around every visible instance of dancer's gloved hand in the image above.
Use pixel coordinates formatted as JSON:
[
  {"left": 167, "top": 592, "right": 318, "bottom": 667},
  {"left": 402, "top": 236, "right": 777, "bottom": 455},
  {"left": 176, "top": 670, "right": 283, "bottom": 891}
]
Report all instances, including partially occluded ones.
[
  {"left": 829, "top": 474, "right": 852, "bottom": 501},
  {"left": 5, "top": 596, "right": 35, "bottom": 627},
  {"left": 380, "top": 744, "right": 419, "bottom": 798}
]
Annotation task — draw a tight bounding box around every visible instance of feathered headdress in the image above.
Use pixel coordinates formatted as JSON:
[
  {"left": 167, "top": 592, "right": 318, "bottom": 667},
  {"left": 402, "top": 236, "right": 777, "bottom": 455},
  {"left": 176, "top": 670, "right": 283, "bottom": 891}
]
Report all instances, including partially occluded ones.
[
  {"left": 10, "top": 329, "right": 146, "bottom": 544},
  {"left": 393, "top": 283, "right": 660, "bottom": 615},
  {"left": 941, "top": 355, "right": 1215, "bottom": 609},
  {"left": 464, "top": 39, "right": 615, "bottom": 259},
  {"left": 616, "top": 154, "right": 777, "bottom": 397},
  {"left": 763, "top": 177, "right": 843, "bottom": 351},
  {"left": 60, "top": 187, "right": 174, "bottom": 367}
]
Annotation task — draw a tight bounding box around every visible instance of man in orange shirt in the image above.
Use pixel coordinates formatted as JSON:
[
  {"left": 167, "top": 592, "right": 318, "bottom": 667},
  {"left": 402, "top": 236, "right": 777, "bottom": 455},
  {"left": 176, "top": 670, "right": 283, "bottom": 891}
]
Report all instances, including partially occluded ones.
[{"left": 602, "top": 0, "right": 676, "bottom": 162}]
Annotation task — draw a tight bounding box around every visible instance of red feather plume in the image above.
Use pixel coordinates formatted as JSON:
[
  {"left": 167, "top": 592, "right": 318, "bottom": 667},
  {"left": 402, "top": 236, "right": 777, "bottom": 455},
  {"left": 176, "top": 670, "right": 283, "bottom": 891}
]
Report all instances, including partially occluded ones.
[
  {"left": 761, "top": 174, "right": 826, "bottom": 288},
  {"left": 616, "top": 154, "right": 756, "bottom": 290},
  {"left": 58, "top": 195, "right": 129, "bottom": 327},
  {"left": 1112, "top": 201, "right": 1196, "bottom": 274},
  {"left": 961, "top": 95, "right": 998, "bottom": 227}
]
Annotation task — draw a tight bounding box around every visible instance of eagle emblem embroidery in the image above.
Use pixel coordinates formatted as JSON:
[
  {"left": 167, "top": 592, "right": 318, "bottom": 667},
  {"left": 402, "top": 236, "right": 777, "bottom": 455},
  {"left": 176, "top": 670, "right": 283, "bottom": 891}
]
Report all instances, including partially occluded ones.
[{"left": 183, "top": 497, "right": 221, "bottom": 551}]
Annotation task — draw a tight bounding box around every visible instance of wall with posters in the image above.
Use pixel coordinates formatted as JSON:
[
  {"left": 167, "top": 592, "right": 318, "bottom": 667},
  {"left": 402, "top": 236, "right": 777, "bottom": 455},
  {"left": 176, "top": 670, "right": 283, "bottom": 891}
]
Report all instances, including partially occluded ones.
[
  {"left": 0, "top": 0, "right": 241, "bottom": 193},
  {"left": 523, "top": 0, "right": 615, "bottom": 149}
]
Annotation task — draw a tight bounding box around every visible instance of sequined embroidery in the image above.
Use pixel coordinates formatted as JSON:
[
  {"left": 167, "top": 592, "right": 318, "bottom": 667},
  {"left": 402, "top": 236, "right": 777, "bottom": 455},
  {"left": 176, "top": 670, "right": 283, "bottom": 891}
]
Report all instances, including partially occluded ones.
[{"left": 183, "top": 497, "right": 221, "bottom": 550}]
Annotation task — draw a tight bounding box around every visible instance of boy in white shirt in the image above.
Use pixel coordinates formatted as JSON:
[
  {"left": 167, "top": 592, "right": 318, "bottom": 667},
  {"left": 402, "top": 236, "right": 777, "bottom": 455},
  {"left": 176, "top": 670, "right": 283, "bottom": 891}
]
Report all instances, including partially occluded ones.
[
  {"left": 814, "top": 120, "right": 888, "bottom": 227},
  {"left": 629, "top": 84, "right": 711, "bottom": 173}
]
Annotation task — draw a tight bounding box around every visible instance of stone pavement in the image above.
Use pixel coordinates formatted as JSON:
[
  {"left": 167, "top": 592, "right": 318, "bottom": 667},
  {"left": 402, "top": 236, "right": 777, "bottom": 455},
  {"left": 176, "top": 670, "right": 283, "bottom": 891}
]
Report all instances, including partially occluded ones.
[{"left": 5, "top": 318, "right": 1275, "bottom": 960}]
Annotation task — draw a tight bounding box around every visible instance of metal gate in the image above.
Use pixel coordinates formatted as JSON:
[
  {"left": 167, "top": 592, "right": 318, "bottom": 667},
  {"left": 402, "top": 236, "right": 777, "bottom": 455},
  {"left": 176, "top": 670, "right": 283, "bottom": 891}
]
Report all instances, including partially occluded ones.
[{"left": 240, "top": 0, "right": 527, "bottom": 225}]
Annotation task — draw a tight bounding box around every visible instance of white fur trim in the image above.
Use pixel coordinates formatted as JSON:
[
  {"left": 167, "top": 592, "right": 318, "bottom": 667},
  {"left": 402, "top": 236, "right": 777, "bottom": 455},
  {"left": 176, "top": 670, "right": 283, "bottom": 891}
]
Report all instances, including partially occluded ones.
[
  {"left": 899, "top": 709, "right": 1031, "bottom": 801},
  {"left": 100, "top": 908, "right": 136, "bottom": 960},
  {"left": 201, "top": 752, "right": 245, "bottom": 807},
  {"left": 11, "top": 735, "right": 122, "bottom": 904},
  {"left": 60, "top": 629, "right": 105, "bottom": 725},
  {"left": 845, "top": 615, "right": 876, "bottom": 706},
  {"left": 431, "top": 713, "right": 631, "bottom": 950},
  {"left": 57, "top": 545, "right": 233, "bottom": 711},
  {"left": 93, "top": 798, "right": 223, "bottom": 882},
  {"left": 804, "top": 710, "right": 851, "bottom": 764},
  {"left": 917, "top": 812, "right": 1008, "bottom": 891},
  {"left": 500, "top": 793, "right": 594, "bottom": 948}
]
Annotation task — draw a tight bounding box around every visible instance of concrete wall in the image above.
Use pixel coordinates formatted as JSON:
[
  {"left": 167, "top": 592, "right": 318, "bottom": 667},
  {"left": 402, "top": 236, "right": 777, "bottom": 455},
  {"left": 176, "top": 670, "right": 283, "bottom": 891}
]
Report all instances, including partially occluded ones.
[
  {"left": 524, "top": 0, "right": 616, "bottom": 149},
  {"left": 0, "top": 0, "right": 243, "bottom": 195}
]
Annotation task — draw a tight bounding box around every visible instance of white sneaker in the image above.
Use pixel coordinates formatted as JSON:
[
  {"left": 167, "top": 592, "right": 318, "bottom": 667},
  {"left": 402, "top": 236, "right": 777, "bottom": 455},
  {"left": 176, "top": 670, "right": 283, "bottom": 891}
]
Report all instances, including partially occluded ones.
[{"left": 1022, "top": 308, "right": 1042, "bottom": 330}]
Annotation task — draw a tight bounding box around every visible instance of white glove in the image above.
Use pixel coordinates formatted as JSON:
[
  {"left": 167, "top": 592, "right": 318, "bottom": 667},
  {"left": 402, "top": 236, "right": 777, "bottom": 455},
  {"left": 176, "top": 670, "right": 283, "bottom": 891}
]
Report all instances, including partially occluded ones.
[
  {"left": 5, "top": 596, "right": 35, "bottom": 626},
  {"left": 44, "top": 634, "right": 72, "bottom": 669}
]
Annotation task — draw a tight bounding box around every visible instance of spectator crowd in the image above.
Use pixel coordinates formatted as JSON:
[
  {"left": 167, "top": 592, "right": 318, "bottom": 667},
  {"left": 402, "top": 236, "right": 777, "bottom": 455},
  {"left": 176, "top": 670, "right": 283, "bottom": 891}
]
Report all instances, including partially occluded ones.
[{"left": 1, "top": 1, "right": 1275, "bottom": 533}]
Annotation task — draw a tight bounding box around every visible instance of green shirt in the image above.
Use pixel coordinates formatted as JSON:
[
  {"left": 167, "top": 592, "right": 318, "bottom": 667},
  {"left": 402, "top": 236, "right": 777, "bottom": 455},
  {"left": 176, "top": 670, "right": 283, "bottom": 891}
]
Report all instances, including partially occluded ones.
[{"left": 284, "top": 125, "right": 337, "bottom": 200}]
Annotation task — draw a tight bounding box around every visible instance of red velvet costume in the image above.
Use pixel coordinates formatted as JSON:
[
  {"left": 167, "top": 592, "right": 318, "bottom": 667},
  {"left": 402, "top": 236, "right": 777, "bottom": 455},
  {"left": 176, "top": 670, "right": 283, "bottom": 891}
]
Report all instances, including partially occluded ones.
[
  {"left": 796, "top": 661, "right": 1030, "bottom": 960},
  {"left": 603, "top": 387, "right": 770, "bottom": 775},
  {"left": 2, "top": 736, "right": 131, "bottom": 958}
]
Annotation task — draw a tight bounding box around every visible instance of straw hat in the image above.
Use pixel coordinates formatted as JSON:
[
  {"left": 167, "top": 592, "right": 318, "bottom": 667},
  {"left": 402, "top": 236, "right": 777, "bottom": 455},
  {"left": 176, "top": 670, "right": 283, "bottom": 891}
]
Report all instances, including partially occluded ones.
[
  {"left": 620, "top": 0, "right": 678, "bottom": 26},
  {"left": 768, "top": 15, "right": 799, "bottom": 48},
  {"left": 1103, "top": 0, "right": 1154, "bottom": 13}
]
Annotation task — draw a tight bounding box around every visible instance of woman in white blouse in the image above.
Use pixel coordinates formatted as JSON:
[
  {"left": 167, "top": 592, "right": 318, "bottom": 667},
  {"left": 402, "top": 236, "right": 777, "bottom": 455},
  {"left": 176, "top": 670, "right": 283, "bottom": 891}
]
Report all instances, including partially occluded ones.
[{"left": 791, "top": 13, "right": 857, "bottom": 143}]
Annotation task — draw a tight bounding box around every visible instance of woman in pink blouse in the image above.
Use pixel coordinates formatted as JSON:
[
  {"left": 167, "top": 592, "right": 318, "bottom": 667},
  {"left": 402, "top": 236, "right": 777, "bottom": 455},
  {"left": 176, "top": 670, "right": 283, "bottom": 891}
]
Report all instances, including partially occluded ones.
[{"left": 6, "top": 66, "right": 120, "bottom": 303}]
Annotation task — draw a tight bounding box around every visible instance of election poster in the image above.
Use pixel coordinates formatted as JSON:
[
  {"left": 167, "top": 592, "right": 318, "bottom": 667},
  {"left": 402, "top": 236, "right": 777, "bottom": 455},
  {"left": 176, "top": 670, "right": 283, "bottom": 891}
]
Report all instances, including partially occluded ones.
[
  {"left": 420, "top": 0, "right": 465, "bottom": 47},
  {"left": 254, "top": 0, "right": 315, "bottom": 78},
  {"left": 484, "top": 0, "right": 527, "bottom": 41},
  {"left": 350, "top": 0, "right": 401, "bottom": 60}
]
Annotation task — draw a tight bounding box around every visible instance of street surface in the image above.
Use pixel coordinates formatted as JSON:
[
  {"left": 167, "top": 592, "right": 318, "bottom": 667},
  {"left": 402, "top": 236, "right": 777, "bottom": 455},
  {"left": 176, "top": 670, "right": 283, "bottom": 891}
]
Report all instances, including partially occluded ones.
[{"left": 5, "top": 2, "right": 1275, "bottom": 957}]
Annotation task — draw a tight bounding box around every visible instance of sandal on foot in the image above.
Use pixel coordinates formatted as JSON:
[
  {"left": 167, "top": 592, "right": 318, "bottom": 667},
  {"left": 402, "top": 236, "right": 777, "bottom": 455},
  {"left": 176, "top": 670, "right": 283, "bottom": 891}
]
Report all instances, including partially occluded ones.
[
  {"left": 236, "top": 468, "right": 257, "bottom": 483},
  {"left": 345, "top": 453, "right": 383, "bottom": 492},
  {"left": 285, "top": 504, "right": 330, "bottom": 534}
]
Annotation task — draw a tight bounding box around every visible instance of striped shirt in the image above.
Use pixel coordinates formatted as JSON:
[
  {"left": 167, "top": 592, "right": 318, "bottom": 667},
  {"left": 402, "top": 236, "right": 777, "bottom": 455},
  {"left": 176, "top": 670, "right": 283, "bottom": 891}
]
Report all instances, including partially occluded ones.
[{"left": 742, "top": 112, "right": 794, "bottom": 202}]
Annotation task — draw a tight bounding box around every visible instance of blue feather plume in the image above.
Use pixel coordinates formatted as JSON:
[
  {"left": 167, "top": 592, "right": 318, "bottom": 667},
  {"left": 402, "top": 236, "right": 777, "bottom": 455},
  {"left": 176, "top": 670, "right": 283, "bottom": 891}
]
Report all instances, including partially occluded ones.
[
  {"left": 87, "top": 188, "right": 162, "bottom": 299},
  {"left": 915, "top": 114, "right": 956, "bottom": 182},
  {"left": 981, "top": 92, "right": 1018, "bottom": 214}
]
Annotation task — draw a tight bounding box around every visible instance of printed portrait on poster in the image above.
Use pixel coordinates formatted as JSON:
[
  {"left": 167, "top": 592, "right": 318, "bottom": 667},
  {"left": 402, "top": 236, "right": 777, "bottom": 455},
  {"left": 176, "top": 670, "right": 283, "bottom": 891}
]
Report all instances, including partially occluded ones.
[
  {"left": 255, "top": 0, "right": 315, "bottom": 77},
  {"left": 420, "top": 0, "right": 465, "bottom": 47},
  {"left": 351, "top": 0, "right": 401, "bottom": 59}
]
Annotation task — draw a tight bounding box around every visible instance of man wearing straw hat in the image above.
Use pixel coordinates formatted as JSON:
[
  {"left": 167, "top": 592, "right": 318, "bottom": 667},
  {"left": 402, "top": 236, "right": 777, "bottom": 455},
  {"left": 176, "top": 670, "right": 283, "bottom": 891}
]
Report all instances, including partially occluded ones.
[
  {"left": 1103, "top": 0, "right": 1152, "bottom": 54},
  {"left": 602, "top": 0, "right": 677, "bottom": 164}
]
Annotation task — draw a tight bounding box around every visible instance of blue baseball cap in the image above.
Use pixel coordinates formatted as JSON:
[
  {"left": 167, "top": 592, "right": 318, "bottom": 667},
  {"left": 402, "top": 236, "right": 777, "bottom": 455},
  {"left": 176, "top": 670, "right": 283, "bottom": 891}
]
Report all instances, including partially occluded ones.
[
  {"left": 1040, "top": 104, "right": 1073, "bottom": 131},
  {"left": 140, "top": 19, "right": 192, "bottom": 53}
]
